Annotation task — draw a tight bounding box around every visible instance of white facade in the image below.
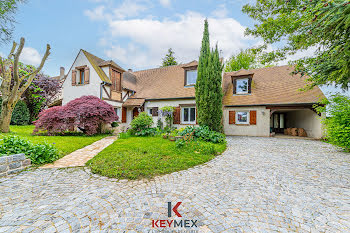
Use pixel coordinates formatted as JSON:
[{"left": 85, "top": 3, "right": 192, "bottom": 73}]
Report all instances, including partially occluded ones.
[
  {"left": 62, "top": 51, "right": 101, "bottom": 105},
  {"left": 223, "top": 106, "right": 271, "bottom": 137}
]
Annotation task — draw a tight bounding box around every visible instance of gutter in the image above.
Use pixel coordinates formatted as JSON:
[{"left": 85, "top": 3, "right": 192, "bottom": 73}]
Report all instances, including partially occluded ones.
[
  {"left": 145, "top": 97, "right": 195, "bottom": 101},
  {"left": 100, "top": 81, "right": 108, "bottom": 99}
]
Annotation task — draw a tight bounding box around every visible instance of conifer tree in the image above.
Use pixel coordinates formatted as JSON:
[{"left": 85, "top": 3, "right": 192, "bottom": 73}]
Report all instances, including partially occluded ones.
[
  {"left": 161, "top": 48, "right": 178, "bottom": 67},
  {"left": 195, "top": 19, "right": 223, "bottom": 132}
]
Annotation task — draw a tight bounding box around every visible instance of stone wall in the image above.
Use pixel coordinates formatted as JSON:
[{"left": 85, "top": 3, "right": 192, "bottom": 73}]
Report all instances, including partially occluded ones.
[{"left": 0, "top": 153, "right": 31, "bottom": 177}]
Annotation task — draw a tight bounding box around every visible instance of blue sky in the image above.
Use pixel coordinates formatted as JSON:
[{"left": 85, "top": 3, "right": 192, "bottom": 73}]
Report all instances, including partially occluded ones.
[{"left": 0, "top": 0, "right": 348, "bottom": 96}]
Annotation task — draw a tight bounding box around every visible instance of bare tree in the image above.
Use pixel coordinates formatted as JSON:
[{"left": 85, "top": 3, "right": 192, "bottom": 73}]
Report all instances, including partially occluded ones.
[{"left": 0, "top": 37, "right": 50, "bottom": 132}]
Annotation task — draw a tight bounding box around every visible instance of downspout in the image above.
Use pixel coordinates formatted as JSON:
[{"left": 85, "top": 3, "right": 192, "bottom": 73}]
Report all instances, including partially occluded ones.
[{"left": 100, "top": 81, "right": 107, "bottom": 99}]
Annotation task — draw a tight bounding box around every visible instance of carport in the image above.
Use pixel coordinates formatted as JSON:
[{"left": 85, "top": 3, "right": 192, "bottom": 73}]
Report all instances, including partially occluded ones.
[{"left": 268, "top": 104, "right": 323, "bottom": 138}]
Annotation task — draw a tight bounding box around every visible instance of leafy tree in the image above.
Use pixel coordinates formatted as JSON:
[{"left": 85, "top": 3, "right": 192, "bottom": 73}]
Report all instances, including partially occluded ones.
[
  {"left": 23, "top": 73, "right": 61, "bottom": 121},
  {"left": 0, "top": 37, "right": 50, "bottom": 133},
  {"left": 242, "top": 0, "right": 350, "bottom": 90},
  {"left": 225, "top": 49, "right": 261, "bottom": 72},
  {"left": 161, "top": 48, "right": 178, "bottom": 67},
  {"left": 0, "top": 0, "right": 25, "bottom": 44},
  {"left": 0, "top": 98, "right": 30, "bottom": 125},
  {"left": 316, "top": 94, "right": 350, "bottom": 152},
  {"left": 196, "top": 19, "right": 224, "bottom": 132},
  {"left": 33, "top": 95, "right": 118, "bottom": 135}
]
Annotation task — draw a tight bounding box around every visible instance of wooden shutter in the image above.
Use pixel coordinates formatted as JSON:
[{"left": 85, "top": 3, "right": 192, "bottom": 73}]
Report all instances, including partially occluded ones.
[
  {"left": 152, "top": 107, "right": 158, "bottom": 117},
  {"left": 173, "top": 107, "right": 181, "bottom": 124},
  {"left": 248, "top": 77, "right": 252, "bottom": 93},
  {"left": 229, "top": 111, "right": 235, "bottom": 124},
  {"left": 116, "top": 72, "right": 121, "bottom": 92},
  {"left": 72, "top": 70, "right": 76, "bottom": 86},
  {"left": 84, "top": 67, "right": 90, "bottom": 84},
  {"left": 250, "top": 110, "right": 257, "bottom": 125},
  {"left": 196, "top": 108, "right": 198, "bottom": 124},
  {"left": 122, "top": 107, "right": 127, "bottom": 123},
  {"left": 232, "top": 79, "right": 236, "bottom": 94}
]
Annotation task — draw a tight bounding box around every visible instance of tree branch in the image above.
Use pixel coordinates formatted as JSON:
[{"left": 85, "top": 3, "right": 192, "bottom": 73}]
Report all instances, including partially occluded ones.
[
  {"left": 13, "top": 37, "right": 25, "bottom": 83},
  {"left": 18, "top": 43, "right": 50, "bottom": 95},
  {"left": 7, "top": 41, "right": 17, "bottom": 60}
]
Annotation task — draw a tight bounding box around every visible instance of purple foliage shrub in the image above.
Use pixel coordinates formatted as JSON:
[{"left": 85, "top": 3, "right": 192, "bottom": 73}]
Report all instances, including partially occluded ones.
[{"left": 34, "top": 96, "right": 118, "bottom": 135}]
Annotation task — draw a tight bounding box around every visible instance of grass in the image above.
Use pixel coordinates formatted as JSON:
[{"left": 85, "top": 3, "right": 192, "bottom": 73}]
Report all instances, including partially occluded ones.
[
  {"left": 87, "top": 136, "right": 226, "bottom": 180},
  {"left": 0, "top": 125, "right": 109, "bottom": 158}
]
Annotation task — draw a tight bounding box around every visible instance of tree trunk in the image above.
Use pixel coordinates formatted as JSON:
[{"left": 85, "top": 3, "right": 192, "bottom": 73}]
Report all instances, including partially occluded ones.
[{"left": 0, "top": 101, "right": 13, "bottom": 133}]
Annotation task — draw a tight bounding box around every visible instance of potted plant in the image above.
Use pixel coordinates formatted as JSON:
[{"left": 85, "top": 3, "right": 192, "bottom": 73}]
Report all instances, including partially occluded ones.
[
  {"left": 162, "top": 133, "right": 168, "bottom": 139},
  {"left": 168, "top": 129, "right": 178, "bottom": 141}
]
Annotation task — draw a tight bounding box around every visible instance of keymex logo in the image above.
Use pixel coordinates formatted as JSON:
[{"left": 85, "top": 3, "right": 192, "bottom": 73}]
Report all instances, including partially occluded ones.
[{"left": 151, "top": 202, "right": 198, "bottom": 229}]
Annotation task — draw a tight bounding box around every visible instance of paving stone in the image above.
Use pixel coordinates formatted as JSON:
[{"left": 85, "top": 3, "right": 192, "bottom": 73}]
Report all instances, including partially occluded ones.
[{"left": 0, "top": 136, "right": 348, "bottom": 232}]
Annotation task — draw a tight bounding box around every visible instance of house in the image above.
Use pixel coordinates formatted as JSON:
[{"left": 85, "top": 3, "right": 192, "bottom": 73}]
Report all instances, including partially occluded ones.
[{"left": 61, "top": 50, "right": 325, "bottom": 138}]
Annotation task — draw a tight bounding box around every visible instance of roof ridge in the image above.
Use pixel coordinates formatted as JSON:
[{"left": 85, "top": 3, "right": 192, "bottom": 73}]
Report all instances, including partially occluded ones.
[{"left": 133, "top": 60, "right": 198, "bottom": 74}]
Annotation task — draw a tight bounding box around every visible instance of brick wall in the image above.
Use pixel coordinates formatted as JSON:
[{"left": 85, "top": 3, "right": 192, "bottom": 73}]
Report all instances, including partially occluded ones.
[{"left": 0, "top": 153, "right": 31, "bottom": 177}]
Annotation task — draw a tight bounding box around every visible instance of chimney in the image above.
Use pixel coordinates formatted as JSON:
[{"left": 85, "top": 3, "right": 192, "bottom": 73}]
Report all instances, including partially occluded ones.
[
  {"left": 60, "top": 67, "right": 65, "bottom": 80},
  {"left": 128, "top": 68, "right": 133, "bottom": 72}
]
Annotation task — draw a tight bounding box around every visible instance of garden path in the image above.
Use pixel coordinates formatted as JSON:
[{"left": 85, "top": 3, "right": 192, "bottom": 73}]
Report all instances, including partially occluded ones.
[{"left": 41, "top": 136, "right": 117, "bottom": 168}]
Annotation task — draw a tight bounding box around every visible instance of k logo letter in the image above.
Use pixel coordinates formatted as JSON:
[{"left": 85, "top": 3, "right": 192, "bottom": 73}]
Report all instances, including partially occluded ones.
[{"left": 168, "top": 202, "right": 182, "bottom": 217}]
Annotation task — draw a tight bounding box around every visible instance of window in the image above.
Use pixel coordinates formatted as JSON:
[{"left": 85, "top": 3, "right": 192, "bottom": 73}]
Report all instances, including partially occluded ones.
[
  {"left": 114, "top": 108, "right": 121, "bottom": 121},
  {"left": 236, "top": 78, "right": 248, "bottom": 94},
  {"left": 182, "top": 107, "right": 196, "bottom": 124},
  {"left": 78, "top": 68, "right": 85, "bottom": 84},
  {"left": 185, "top": 70, "right": 197, "bottom": 86},
  {"left": 111, "top": 69, "right": 121, "bottom": 91},
  {"left": 236, "top": 111, "right": 249, "bottom": 124},
  {"left": 147, "top": 108, "right": 153, "bottom": 116}
]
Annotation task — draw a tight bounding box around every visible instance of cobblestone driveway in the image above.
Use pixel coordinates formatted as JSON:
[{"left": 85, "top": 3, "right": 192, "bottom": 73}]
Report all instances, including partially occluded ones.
[{"left": 0, "top": 137, "right": 349, "bottom": 233}]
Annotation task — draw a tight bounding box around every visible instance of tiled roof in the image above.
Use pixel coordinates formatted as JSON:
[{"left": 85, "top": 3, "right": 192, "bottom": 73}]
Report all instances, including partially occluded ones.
[
  {"left": 129, "top": 61, "right": 198, "bottom": 100},
  {"left": 82, "top": 50, "right": 112, "bottom": 83},
  {"left": 122, "top": 72, "right": 137, "bottom": 91},
  {"left": 99, "top": 60, "right": 126, "bottom": 72},
  {"left": 123, "top": 98, "right": 145, "bottom": 107},
  {"left": 222, "top": 65, "right": 326, "bottom": 106}
]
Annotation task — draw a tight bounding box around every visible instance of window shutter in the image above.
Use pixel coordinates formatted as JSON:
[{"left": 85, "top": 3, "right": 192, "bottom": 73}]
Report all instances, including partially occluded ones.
[
  {"left": 229, "top": 111, "right": 235, "bottom": 124},
  {"left": 232, "top": 79, "right": 236, "bottom": 95},
  {"left": 248, "top": 77, "right": 252, "bottom": 94},
  {"left": 196, "top": 108, "right": 198, "bottom": 124},
  {"left": 122, "top": 107, "right": 127, "bottom": 123},
  {"left": 84, "top": 67, "right": 90, "bottom": 84},
  {"left": 72, "top": 70, "right": 76, "bottom": 86},
  {"left": 152, "top": 107, "right": 158, "bottom": 117},
  {"left": 250, "top": 110, "right": 257, "bottom": 125},
  {"left": 173, "top": 107, "right": 181, "bottom": 124},
  {"left": 116, "top": 72, "right": 121, "bottom": 92}
]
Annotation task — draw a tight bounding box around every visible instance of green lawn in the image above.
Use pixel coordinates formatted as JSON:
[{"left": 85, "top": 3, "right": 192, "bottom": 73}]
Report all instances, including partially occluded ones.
[
  {"left": 87, "top": 136, "right": 226, "bottom": 179},
  {"left": 0, "top": 125, "right": 109, "bottom": 157}
]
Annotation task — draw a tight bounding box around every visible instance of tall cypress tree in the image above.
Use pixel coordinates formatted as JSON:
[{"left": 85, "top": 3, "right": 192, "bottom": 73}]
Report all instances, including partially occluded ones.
[
  {"left": 196, "top": 19, "right": 210, "bottom": 127},
  {"left": 195, "top": 20, "right": 223, "bottom": 132}
]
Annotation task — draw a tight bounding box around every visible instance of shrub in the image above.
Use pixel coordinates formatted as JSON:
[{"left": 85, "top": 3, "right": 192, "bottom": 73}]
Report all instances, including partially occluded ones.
[
  {"left": 159, "top": 106, "right": 175, "bottom": 129},
  {"left": 10, "top": 100, "right": 30, "bottom": 125},
  {"left": 130, "top": 112, "right": 154, "bottom": 136},
  {"left": 316, "top": 94, "right": 350, "bottom": 151},
  {"left": 0, "top": 136, "right": 59, "bottom": 164},
  {"left": 179, "top": 125, "right": 225, "bottom": 143},
  {"left": 0, "top": 99, "right": 30, "bottom": 125},
  {"left": 33, "top": 95, "right": 118, "bottom": 135}
]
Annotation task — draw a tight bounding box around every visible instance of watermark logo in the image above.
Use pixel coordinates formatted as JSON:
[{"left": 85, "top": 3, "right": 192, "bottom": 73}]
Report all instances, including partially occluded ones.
[
  {"left": 168, "top": 202, "right": 182, "bottom": 217},
  {"left": 151, "top": 201, "right": 198, "bottom": 230}
]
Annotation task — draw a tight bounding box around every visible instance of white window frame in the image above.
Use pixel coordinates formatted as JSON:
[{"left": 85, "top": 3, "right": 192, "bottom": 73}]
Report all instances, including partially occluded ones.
[
  {"left": 236, "top": 111, "right": 249, "bottom": 124},
  {"left": 147, "top": 108, "right": 153, "bottom": 116},
  {"left": 181, "top": 107, "right": 196, "bottom": 124},
  {"left": 185, "top": 70, "right": 197, "bottom": 86},
  {"left": 114, "top": 107, "right": 121, "bottom": 122},
  {"left": 236, "top": 78, "right": 249, "bottom": 94}
]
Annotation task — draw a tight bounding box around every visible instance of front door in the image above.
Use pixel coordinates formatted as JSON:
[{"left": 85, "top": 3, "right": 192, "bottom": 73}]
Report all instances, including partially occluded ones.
[
  {"left": 272, "top": 113, "right": 285, "bottom": 133},
  {"left": 133, "top": 107, "right": 139, "bottom": 119}
]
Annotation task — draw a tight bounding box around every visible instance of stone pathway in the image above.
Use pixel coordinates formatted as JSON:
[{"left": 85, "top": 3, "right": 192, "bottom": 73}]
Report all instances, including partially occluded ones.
[
  {"left": 41, "top": 136, "right": 117, "bottom": 168},
  {"left": 0, "top": 136, "right": 349, "bottom": 232}
]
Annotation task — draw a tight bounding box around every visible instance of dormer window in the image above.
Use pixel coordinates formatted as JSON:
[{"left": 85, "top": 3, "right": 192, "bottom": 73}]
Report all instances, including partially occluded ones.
[
  {"left": 233, "top": 76, "right": 252, "bottom": 95},
  {"left": 185, "top": 69, "right": 197, "bottom": 86}
]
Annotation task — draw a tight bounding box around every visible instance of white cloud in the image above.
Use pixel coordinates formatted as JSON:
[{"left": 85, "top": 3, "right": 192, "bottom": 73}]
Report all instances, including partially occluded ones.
[
  {"left": 84, "top": 5, "right": 107, "bottom": 21},
  {"left": 19, "top": 47, "right": 42, "bottom": 66},
  {"left": 103, "top": 11, "right": 250, "bottom": 69},
  {"left": 159, "top": 0, "right": 171, "bottom": 7},
  {"left": 211, "top": 4, "right": 228, "bottom": 18},
  {"left": 112, "top": 0, "right": 150, "bottom": 19}
]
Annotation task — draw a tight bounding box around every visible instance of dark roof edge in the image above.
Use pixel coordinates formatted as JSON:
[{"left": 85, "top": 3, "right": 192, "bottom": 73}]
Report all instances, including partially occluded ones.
[
  {"left": 224, "top": 103, "right": 319, "bottom": 107},
  {"left": 145, "top": 97, "right": 195, "bottom": 101}
]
